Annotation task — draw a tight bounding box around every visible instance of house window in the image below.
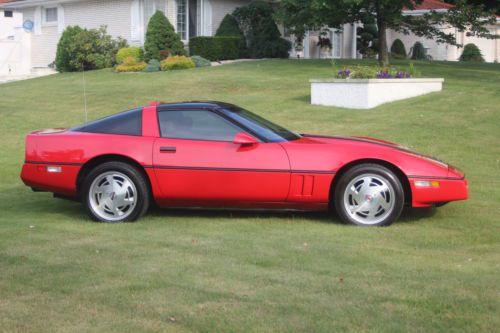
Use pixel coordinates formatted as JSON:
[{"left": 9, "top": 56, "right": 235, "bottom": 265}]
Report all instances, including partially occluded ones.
[
  {"left": 43, "top": 7, "right": 58, "bottom": 24},
  {"left": 177, "top": 0, "right": 187, "bottom": 40},
  {"left": 176, "top": 0, "right": 198, "bottom": 40},
  {"left": 4, "top": 10, "right": 13, "bottom": 18}
]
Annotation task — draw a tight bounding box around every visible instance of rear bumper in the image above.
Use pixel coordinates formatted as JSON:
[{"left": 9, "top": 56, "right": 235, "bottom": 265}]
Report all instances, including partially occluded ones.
[
  {"left": 21, "top": 162, "right": 80, "bottom": 197},
  {"left": 410, "top": 177, "right": 469, "bottom": 208}
]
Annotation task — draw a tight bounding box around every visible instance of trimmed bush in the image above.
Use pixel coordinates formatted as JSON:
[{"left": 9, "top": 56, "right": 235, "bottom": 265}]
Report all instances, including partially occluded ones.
[
  {"left": 143, "top": 59, "right": 161, "bottom": 72},
  {"left": 189, "top": 36, "right": 241, "bottom": 61},
  {"left": 390, "top": 39, "right": 407, "bottom": 59},
  {"left": 116, "top": 47, "right": 143, "bottom": 63},
  {"left": 215, "top": 14, "right": 247, "bottom": 57},
  {"left": 55, "top": 26, "right": 84, "bottom": 72},
  {"left": 115, "top": 56, "right": 147, "bottom": 72},
  {"left": 160, "top": 56, "right": 195, "bottom": 71},
  {"left": 459, "top": 43, "right": 484, "bottom": 62},
  {"left": 55, "top": 26, "right": 127, "bottom": 72},
  {"left": 356, "top": 20, "right": 378, "bottom": 56},
  {"left": 191, "top": 55, "right": 212, "bottom": 67},
  {"left": 411, "top": 41, "right": 426, "bottom": 60},
  {"left": 233, "top": 1, "right": 291, "bottom": 59},
  {"left": 144, "top": 10, "right": 186, "bottom": 61},
  {"left": 216, "top": 14, "right": 242, "bottom": 37}
]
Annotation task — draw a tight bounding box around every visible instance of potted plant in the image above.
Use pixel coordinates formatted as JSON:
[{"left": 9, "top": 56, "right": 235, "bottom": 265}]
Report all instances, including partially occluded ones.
[
  {"left": 317, "top": 32, "right": 332, "bottom": 58},
  {"left": 295, "top": 42, "right": 304, "bottom": 59}
]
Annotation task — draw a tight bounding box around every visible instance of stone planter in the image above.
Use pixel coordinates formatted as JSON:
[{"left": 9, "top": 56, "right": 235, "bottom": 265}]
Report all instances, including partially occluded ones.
[{"left": 310, "top": 78, "right": 444, "bottom": 109}]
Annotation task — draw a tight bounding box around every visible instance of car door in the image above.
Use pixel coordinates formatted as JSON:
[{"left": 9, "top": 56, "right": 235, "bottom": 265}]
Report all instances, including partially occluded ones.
[{"left": 152, "top": 108, "right": 290, "bottom": 202}]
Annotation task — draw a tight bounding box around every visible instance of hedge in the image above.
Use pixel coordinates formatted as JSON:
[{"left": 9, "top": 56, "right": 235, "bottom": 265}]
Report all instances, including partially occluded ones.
[
  {"left": 459, "top": 43, "right": 484, "bottom": 62},
  {"left": 189, "top": 36, "right": 241, "bottom": 61},
  {"left": 390, "top": 39, "right": 407, "bottom": 59}
]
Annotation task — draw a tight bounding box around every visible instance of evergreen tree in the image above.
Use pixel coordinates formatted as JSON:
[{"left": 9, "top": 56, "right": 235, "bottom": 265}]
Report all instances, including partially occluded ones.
[{"left": 144, "top": 10, "right": 186, "bottom": 61}]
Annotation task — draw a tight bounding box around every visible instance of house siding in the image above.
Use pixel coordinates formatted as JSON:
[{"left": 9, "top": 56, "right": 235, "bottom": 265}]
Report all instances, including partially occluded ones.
[
  {"left": 64, "top": 0, "right": 133, "bottom": 42},
  {"left": 387, "top": 23, "right": 500, "bottom": 62},
  {"left": 209, "top": 0, "right": 248, "bottom": 35}
]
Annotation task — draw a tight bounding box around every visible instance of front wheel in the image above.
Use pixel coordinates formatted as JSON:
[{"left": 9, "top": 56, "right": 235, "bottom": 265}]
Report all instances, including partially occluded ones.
[
  {"left": 82, "top": 162, "right": 150, "bottom": 223},
  {"left": 334, "top": 164, "right": 404, "bottom": 227}
]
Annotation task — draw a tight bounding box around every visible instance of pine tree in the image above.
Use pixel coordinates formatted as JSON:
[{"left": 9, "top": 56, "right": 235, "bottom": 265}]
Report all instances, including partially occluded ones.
[{"left": 144, "top": 10, "right": 186, "bottom": 61}]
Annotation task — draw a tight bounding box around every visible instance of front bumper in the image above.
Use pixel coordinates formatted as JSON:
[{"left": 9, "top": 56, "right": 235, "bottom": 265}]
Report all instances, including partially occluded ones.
[{"left": 410, "top": 177, "right": 469, "bottom": 208}]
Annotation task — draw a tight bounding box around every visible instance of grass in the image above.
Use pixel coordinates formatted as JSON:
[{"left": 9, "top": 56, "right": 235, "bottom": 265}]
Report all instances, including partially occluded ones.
[{"left": 0, "top": 59, "right": 499, "bottom": 332}]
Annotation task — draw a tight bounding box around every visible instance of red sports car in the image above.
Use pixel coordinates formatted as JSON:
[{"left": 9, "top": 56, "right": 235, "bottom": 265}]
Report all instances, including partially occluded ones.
[{"left": 20, "top": 101, "right": 468, "bottom": 226}]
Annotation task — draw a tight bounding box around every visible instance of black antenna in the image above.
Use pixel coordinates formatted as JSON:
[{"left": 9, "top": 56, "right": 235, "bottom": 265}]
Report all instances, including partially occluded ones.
[{"left": 82, "top": 63, "right": 88, "bottom": 122}]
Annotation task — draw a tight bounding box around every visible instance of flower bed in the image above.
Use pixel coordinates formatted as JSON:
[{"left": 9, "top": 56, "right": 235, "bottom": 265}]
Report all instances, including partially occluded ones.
[{"left": 311, "top": 64, "right": 444, "bottom": 109}]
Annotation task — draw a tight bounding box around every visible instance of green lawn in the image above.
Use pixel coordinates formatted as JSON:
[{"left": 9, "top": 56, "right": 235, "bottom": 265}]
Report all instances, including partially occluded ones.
[{"left": 0, "top": 60, "right": 499, "bottom": 332}]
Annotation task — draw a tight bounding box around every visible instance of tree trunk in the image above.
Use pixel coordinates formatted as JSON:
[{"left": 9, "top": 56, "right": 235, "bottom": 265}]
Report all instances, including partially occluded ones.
[{"left": 377, "top": 19, "right": 389, "bottom": 66}]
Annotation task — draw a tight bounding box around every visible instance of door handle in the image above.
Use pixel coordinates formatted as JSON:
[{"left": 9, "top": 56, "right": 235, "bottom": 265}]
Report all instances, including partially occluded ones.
[{"left": 160, "top": 146, "right": 176, "bottom": 153}]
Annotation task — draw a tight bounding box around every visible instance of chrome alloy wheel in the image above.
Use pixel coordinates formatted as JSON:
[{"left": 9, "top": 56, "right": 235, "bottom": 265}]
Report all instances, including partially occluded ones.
[
  {"left": 343, "top": 173, "right": 396, "bottom": 225},
  {"left": 88, "top": 171, "right": 137, "bottom": 222}
]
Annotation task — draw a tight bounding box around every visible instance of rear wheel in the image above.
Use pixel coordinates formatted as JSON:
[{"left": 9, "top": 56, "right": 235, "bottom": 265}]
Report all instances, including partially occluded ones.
[
  {"left": 334, "top": 164, "right": 404, "bottom": 227},
  {"left": 82, "top": 162, "right": 150, "bottom": 223}
]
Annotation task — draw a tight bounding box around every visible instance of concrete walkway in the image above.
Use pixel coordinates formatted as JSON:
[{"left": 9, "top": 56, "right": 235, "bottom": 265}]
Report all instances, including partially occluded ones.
[
  {"left": 0, "top": 70, "right": 56, "bottom": 84},
  {"left": 210, "top": 59, "right": 264, "bottom": 66}
]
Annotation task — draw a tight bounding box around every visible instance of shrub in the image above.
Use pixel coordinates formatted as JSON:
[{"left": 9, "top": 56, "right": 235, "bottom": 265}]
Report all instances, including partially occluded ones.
[
  {"left": 144, "top": 10, "right": 186, "bottom": 61},
  {"left": 348, "top": 66, "right": 379, "bottom": 79},
  {"left": 215, "top": 14, "right": 247, "bottom": 57},
  {"left": 143, "top": 59, "right": 161, "bottom": 72},
  {"left": 233, "top": 1, "right": 291, "bottom": 58},
  {"left": 160, "top": 56, "right": 195, "bottom": 71},
  {"left": 116, "top": 47, "right": 143, "bottom": 63},
  {"left": 459, "top": 43, "right": 484, "bottom": 62},
  {"left": 356, "top": 20, "right": 378, "bottom": 56},
  {"left": 411, "top": 41, "right": 426, "bottom": 60},
  {"left": 159, "top": 50, "right": 170, "bottom": 60},
  {"left": 189, "top": 36, "right": 241, "bottom": 61},
  {"left": 191, "top": 55, "right": 212, "bottom": 67},
  {"left": 55, "top": 26, "right": 127, "bottom": 72},
  {"left": 216, "top": 14, "right": 243, "bottom": 37},
  {"left": 390, "top": 39, "right": 407, "bottom": 59},
  {"left": 115, "top": 56, "right": 147, "bottom": 72},
  {"left": 55, "top": 26, "right": 84, "bottom": 72},
  {"left": 335, "top": 65, "right": 414, "bottom": 79}
]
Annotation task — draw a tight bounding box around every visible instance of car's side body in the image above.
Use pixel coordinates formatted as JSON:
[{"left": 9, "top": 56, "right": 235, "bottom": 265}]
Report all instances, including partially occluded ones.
[{"left": 21, "top": 102, "right": 468, "bottom": 217}]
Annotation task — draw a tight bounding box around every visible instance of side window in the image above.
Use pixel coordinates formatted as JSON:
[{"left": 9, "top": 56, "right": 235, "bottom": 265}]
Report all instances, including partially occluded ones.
[
  {"left": 72, "top": 108, "right": 142, "bottom": 136},
  {"left": 158, "top": 110, "right": 243, "bottom": 142}
]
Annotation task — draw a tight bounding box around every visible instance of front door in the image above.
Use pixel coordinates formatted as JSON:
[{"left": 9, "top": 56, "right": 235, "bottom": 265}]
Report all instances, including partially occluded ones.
[{"left": 152, "top": 108, "right": 290, "bottom": 203}]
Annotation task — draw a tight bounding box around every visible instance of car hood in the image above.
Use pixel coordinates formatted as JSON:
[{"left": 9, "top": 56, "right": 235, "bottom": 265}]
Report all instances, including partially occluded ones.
[
  {"left": 300, "top": 134, "right": 464, "bottom": 179},
  {"left": 303, "top": 134, "right": 410, "bottom": 151}
]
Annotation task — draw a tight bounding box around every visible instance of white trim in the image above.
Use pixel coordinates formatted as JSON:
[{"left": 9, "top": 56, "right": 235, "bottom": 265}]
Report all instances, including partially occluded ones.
[
  {"left": 130, "top": 0, "right": 141, "bottom": 42},
  {"left": 1, "top": 0, "right": 82, "bottom": 9},
  {"left": 202, "top": 0, "right": 212, "bottom": 36},
  {"left": 402, "top": 9, "right": 449, "bottom": 16},
  {"left": 34, "top": 5, "right": 42, "bottom": 35},
  {"left": 57, "top": 4, "right": 64, "bottom": 33}
]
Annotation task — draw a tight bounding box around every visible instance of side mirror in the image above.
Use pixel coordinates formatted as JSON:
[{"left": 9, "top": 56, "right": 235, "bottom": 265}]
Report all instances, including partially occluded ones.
[{"left": 233, "top": 132, "right": 258, "bottom": 145}]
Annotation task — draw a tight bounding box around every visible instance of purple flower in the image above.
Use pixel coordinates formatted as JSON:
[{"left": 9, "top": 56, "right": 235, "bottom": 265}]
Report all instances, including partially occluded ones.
[
  {"left": 337, "top": 69, "right": 351, "bottom": 79},
  {"left": 376, "top": 71, "right": 392, "bottom": 79},
  {"left": 395, "top": 71, "right": 411, "bottom": 79}
]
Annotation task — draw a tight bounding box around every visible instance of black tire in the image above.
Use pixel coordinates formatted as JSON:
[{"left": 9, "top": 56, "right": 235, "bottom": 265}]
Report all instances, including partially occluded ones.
[
  {"left": 82, "top": 161, "right": 150, "bottom": 223},
  {"left": 333, "top": 164, "right": 404, "bottom": 227}
]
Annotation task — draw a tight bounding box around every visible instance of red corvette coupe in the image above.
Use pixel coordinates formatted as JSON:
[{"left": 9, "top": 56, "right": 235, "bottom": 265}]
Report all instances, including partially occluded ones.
[{"left": 21, "top": 101, "right": 468, "bottom": 226}]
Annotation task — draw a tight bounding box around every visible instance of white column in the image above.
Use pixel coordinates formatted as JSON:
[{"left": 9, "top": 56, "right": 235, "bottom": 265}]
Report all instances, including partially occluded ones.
[
  {"left": 351, "top": 23, "right": 357, "bottom": 59},
  {"left": 304, "top": 31, "right": 310, "bottom": 59}
]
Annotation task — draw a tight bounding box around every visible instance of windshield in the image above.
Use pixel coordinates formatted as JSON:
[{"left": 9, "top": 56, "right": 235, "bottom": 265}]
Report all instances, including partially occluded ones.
[{"left": 223, "top": 106, "right": 302, "bottom": 142}]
